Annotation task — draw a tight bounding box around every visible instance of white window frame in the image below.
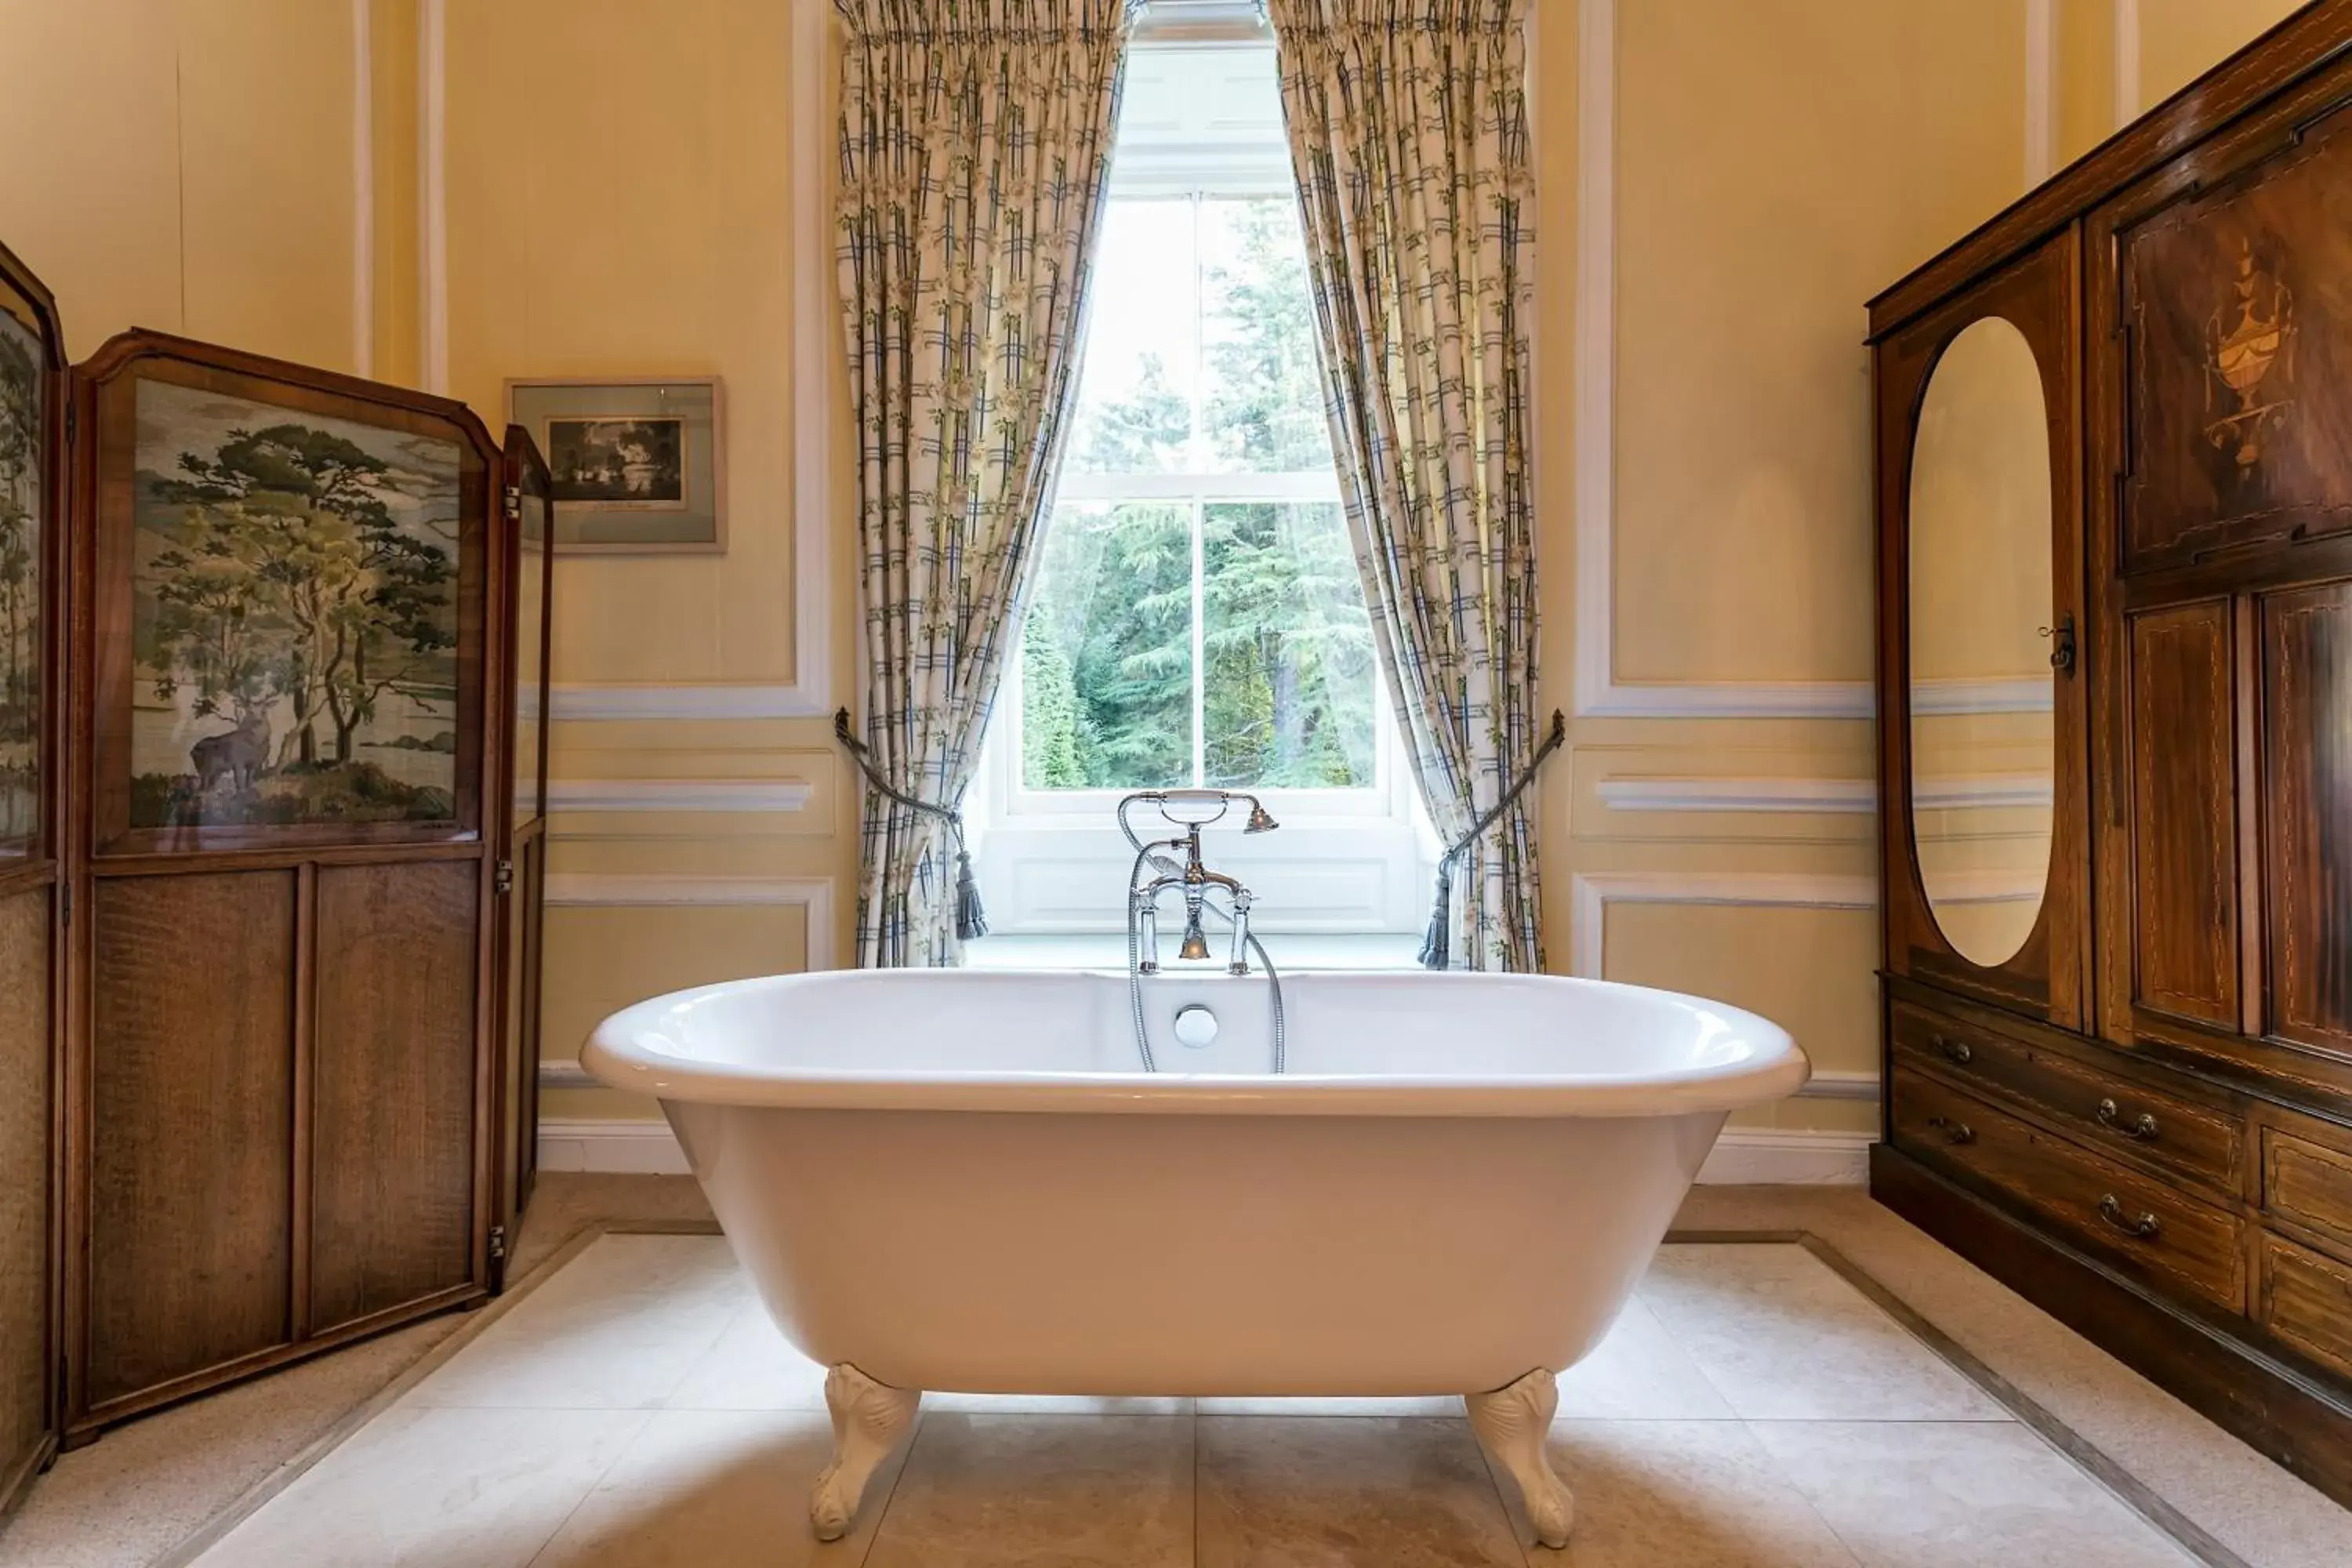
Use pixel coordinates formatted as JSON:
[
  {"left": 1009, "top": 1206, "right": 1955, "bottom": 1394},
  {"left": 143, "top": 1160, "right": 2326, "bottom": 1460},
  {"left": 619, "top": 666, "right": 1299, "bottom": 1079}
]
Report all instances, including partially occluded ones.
[{"left": 972, "top": 24, "right": 1434, "bottom": 935}]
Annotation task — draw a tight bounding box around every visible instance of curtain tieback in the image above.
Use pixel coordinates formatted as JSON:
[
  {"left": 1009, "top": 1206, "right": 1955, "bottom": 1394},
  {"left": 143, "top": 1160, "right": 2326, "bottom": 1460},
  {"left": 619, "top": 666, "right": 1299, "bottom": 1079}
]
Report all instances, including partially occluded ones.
[
  {"left": 833, "top": 709, "right": 989, "bottom": 942},
  {"left": 1419, "top": 710, "right": 1566, "bottom": 971}
]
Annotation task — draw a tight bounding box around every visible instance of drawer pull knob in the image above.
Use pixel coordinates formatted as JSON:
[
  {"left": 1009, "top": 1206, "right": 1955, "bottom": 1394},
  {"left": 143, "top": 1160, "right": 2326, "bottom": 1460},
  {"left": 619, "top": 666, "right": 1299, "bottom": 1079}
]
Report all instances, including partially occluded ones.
[
  {"left": 2096, "top": 1195, "right": 2161, "bottom": 1239},
  {"left": 2095, "top": 1098, "right": 2160, "bottom": 1142},
  {"left": 1926, "top": 1114, "right": 1976, "bottom": 1146},
  {"left": 1936, "top": 1037, "right": 1973, "bottom": 1065}
]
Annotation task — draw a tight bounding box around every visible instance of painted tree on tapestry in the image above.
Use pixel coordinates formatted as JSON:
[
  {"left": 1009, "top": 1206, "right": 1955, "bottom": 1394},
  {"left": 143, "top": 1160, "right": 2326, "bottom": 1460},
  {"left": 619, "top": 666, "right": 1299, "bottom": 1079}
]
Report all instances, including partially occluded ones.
[
  {"left": 129, "top": 378, "right": 463, "bottom": 829},
  {"left": 0, "top": 311, "right": 39, "bottom": 846}
]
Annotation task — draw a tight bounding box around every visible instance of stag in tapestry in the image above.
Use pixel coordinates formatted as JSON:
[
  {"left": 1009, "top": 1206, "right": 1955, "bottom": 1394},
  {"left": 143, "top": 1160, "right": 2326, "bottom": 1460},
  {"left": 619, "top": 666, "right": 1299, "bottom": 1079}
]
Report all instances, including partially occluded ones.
[
  {"left": 0, "top": 307, "right": 38, "bottom": 849},
  {"left": 129, "top": 378, "right": 463, "bottom": 829}
]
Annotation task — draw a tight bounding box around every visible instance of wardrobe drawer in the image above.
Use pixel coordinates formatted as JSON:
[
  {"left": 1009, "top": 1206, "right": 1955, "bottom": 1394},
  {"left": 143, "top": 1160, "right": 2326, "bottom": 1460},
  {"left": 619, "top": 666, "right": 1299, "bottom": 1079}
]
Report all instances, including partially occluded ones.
[
  {"left": 1891, "top": 1066, "right": 2245, "bottom": 1312},
  {"left": 2263, "top": 1123, "right": 2352, "bottom": 1253},
  {"left": 1890, "top": 1001, "right": 2241, "bottom": 1196},
  {"left": 2261, "top": 1234, "right": 2352, "bottom": 1387}
]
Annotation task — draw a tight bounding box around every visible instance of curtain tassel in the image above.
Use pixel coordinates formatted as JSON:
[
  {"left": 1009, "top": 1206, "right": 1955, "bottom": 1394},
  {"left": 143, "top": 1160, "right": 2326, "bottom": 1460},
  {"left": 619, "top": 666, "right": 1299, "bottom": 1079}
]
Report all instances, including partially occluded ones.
[
  {"left": 1418, "top": 710, "right": 1567, "bottom": 971},
  {"left": 835, "top": 707, "right": 987, "bottom": 946},
  {"left": 1417, "top": 855, "right": 1455, "bottom": 970},
  {"left": 954, "top": 843, "right": 989, "bottom": 942}
]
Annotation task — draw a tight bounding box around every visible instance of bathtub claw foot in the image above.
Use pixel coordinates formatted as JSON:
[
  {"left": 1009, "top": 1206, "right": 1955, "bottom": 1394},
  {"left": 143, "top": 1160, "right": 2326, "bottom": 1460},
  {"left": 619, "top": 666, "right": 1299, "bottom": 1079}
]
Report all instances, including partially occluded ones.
[
  {"left": 811, "top": 1363, "right": 919, "bottom": 1541},
  {"left": 1465, "top": 1369, "right": 1573, "bottom": 1549}
]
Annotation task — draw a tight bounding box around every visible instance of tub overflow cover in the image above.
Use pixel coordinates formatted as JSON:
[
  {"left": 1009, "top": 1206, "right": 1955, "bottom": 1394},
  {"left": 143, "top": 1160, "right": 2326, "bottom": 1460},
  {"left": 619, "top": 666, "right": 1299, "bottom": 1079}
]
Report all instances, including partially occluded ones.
[{"left": 1172, "top": 1005, "right": 1218, "bottom": 1049}]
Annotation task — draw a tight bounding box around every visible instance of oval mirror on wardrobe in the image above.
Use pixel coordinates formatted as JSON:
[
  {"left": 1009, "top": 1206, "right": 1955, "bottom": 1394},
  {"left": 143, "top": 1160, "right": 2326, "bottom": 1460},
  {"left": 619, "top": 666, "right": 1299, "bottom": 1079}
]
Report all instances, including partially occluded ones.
[{"left": 1905, "top": 315, "right": 2055, "bottom": 970}]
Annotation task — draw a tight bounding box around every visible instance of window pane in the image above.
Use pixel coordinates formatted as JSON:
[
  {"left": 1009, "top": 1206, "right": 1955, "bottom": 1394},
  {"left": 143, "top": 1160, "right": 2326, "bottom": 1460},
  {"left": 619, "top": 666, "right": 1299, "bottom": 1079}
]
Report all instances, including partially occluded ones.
[
  {"left": 1063, "top": 201, "right": 1196, "bottom": 474},
  {"left": 1202, "top": 503, "right": 1375, "bottom": 789},
  {"left": 1022, "top": 501, "right": 1193, "bottom": 789},
  {"left": 1200, "top": 200, "right": 1333, "bottom": 474}
]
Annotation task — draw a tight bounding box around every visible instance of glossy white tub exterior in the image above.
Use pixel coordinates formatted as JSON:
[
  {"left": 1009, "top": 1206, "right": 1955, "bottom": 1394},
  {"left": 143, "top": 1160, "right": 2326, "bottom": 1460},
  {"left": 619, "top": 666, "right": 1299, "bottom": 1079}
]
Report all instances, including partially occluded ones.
[{"left": 583, "top": 968, "right": 1808, "bottom": 1400}]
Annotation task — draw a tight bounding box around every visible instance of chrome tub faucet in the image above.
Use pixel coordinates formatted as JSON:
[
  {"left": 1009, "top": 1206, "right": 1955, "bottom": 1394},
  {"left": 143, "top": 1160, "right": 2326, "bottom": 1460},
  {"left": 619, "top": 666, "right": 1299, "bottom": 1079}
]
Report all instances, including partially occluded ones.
[{"left": 1119, "top": 789, "right": 1276, "bottom": 976}]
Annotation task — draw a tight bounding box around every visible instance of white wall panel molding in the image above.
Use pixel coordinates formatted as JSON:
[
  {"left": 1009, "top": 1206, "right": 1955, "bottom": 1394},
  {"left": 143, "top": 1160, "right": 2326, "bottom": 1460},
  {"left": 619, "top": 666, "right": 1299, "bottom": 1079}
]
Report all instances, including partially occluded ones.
[
  {"left": 550, "top": 683, "right": 834, "bottom": 721},
  {"left": 1913, "top": 775, "right": 2056, "bottom": 811},
  {"left": 538, "top": 874, "right": 837, "bottom": 1090},
  {"left": 2025, "top": 0, "right": 2059, "bottom": 186},
  {"left": 1798, "top": 1072, "right": 1881, "bottom": 1102},
  {"left": 351, "top": 0, "right": 375, "bottom": 378},
  {"left": 1570, "top": 869, "right": 1879, "bottom": 1108},
  {"left": 418, "top": 0, "right": 448, "bottom": 394},
  {"left": 1920, "top": 869, "right": 2049, "bottom": 906},
  {"left": 546, "top": 779, "right": 815, "bottom": 815},
  {"left": 1572, "top": 0, "right": 1872, "bottom": 722},
  {"left": 544, "top": 873, "right": 835, "bottom": 966},
  {"left": 1569, "top": 870, "right": 1879, "bottom": 981},
  {"left": 788, "top": 0, "right": 836, "bottom": 720},
  {"left": 1597, "top": 778, "right": 1878, "bottom": 816},
  {"left": 2114, "top": 0, "right": 2143, "bottom": 129},
  {"left": 540, "top": 4, "right": 833, "bottom": 726},
  {"left": 1595, "top": 772, "right": 2050, "bottom": 816},
  {"left": 1911, "top": 677, "right": 2054, "bottom": 715}
]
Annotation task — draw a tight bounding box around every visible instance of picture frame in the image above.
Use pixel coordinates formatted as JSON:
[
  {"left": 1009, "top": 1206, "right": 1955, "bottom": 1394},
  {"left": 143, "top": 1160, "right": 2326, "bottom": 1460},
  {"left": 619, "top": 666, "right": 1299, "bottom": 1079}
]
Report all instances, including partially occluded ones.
[{"left": 503, "top": 376, "right": 725, "bottom": 554}]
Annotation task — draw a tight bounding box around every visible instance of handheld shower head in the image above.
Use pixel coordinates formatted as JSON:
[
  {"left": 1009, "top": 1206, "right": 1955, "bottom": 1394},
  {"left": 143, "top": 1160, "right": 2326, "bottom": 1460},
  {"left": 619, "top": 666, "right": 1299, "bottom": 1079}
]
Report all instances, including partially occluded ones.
[{"left": 1243, "top": 800, "right": 1279, "bottom": 833}]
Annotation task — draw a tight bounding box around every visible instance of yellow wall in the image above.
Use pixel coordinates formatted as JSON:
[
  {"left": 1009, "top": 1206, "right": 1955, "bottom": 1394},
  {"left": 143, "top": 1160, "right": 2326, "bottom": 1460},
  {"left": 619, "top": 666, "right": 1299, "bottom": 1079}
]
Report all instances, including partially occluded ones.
[
  {"left": 1608, "top": 0, "right": 2024, "bottom": 688},
  {"left": 439, "top": 0, "right": 857, "bottom": 1120},
  {"left": 0, "top": 0, "right": 358, "bottom": 367},
  {"left": 1535, "top": 0, "right": 2030, "bottom": 1131},
  {"left": 2058, "top": 0, "right": 2309, "bottom": 165},
  {"left": 2137, "top": 0, "right": 2306, "bottom": 108}
]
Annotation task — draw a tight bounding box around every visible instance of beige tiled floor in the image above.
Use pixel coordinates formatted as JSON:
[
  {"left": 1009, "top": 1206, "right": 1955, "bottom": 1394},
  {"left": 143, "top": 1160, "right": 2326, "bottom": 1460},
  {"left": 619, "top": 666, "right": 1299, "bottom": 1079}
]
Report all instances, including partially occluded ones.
[{"left": 175, "top": 1235, "right": 2203, "bottom": 1568}]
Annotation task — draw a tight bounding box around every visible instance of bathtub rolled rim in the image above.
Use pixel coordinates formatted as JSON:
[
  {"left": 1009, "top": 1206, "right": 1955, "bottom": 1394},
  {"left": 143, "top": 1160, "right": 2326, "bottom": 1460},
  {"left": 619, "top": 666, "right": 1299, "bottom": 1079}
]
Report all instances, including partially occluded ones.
[{"left": 580, "top": 968, "right": 1813, "bottom": 1118}]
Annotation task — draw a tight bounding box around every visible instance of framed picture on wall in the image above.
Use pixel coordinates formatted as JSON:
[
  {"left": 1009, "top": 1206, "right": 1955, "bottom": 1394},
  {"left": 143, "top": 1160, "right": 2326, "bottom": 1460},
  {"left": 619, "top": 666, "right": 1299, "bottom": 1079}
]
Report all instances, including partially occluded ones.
[{"left": 504, "top": 376, "right": 724, "bottom": 554}]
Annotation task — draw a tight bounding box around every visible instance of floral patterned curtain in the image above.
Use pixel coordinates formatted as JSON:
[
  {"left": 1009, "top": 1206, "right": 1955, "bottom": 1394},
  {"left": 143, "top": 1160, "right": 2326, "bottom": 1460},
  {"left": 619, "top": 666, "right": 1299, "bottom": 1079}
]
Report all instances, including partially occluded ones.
[
  {"left": 1268, "top": 0, "right": 1545, "bottom": 971},
  {"left": 836, "top": 0, "right": 1135, "bottom": 967}
]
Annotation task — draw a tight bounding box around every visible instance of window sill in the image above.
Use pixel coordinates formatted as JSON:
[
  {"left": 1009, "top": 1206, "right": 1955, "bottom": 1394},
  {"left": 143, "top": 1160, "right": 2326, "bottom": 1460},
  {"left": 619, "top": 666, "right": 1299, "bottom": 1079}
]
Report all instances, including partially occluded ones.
[{"left": 963, "top": 931, "right": 1422, "bottom": 972}]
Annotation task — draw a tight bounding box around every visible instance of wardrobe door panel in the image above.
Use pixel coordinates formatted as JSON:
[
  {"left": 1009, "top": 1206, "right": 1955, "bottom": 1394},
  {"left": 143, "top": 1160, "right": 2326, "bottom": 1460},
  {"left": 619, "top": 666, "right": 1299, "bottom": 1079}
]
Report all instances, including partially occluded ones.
[
  {"left": 88, "top": 872, "right": 296, "bottom": 1408},
  {"left": 1872, "top": 228, "right": 2089, "bottom": 1030},
  {"left": 0, "top": 892, "right": 51, "bottom": 1500},
  {"left": 310, "top": 860, "right": 481, "bottom": 1332},
  {"left": 2126, "top": 601, "right": 2241, "bottom": 1032},
  {"left": 2261, "top": 582, "right": 2352, "bottom": 1055},
  {"left": 2118, "top": 96, "right": 2352, "bottom": 576}
]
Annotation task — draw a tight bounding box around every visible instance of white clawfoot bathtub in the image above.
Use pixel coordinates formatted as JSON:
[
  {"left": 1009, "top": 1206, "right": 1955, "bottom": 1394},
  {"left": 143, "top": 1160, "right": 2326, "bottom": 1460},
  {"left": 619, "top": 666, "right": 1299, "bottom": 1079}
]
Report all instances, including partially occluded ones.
[{"left": 584, "top": 968, "right": 1807, "bottom": 1548}]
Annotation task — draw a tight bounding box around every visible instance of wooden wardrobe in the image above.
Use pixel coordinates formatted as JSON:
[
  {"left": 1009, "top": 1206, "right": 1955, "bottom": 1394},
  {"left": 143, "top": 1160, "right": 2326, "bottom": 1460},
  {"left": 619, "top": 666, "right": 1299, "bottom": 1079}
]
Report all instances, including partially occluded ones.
[
  {"left": 0, "top": 314, "right": 554, "bottom": 1490},
  {"left": 1871, "top": 0, "right": 2352, "bottom": 1505}
]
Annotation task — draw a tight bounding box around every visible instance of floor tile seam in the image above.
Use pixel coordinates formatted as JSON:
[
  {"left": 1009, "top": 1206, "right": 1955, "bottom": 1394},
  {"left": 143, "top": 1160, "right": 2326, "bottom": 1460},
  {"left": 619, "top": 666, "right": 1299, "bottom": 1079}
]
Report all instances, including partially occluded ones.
[
  {"left": 1714, "top": 1414, "right": 2016, "bottom": 1426},
  {"left": 856, "top": 1410, "right": 933, "bottom": 1567},
  {"left": 405, "top": 1399, "right": 753, "bottom": 1414},
  {"left": 1461, "top": 1420, "right": 1540, "bottom": 1568},
  {"left": 1726, "top": 1417, "right": 1874, "bottom": 1568},
  {"left": 514, "top": 1406, "right": 662, "bottom": 1568},
  {"left": 1791, "top": 1229, "right": 2252, "bottom": 1568},
  {"left": 1628, "top": 1279, "right": 1759, "bottom": 1421},
  {"left": 1189, "top": 1396, "right": 1201, "bottom": 1566}
]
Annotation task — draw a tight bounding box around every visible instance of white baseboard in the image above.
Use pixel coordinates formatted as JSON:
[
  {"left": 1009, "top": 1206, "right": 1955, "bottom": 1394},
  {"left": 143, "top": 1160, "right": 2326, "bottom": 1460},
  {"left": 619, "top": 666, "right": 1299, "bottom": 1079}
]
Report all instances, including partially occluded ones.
[
  {"left": 1697, "top": 1128, "right": 1874, "bottom": 1186},
  {"left": 538, "top": 1118, "right": 692, "bottom": 1176},
  {"left": 538, "top": 1118, "right": 1873, "bottom": 1186}
]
